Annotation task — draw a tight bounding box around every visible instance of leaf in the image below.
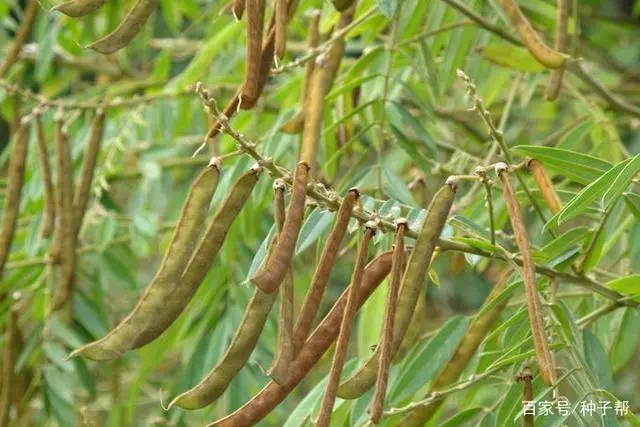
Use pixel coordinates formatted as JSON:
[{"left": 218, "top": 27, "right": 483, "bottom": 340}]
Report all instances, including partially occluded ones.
[
  {"left": 512, "top": 145, "right": 612, "bottom": 185},
  {"left": 478, "top": 43, "right": 545, "bottom": 72},
  {"left": 583, "top": 330, "right": 614, "bottom": 389},
  {"left": 609, "top": 308, "right": 640, "bottom": 372},
  {"left": 539, "top": 227, "right": 590, "bottom": 261},
  {"left": 602, "top": 154, "right": 640, "bottom": 208},
  {"left": 440, "top": 408, "right": 484, "bottom": 426},
  {"left": 378, "top": 0, "right": 399, "bottom": 18},
  {"left": 606, "top": 274, "right": 640, "bottom": 297},
  {"left": 557, "top": 119, "right": 594, "bottom": 150},
  {"left": 623, "top": 192, "right": 640, "bottom": 219},
  {"left": 386, "top": 101, "right": 437, "bottom": 156},
  {"left": 296, "top": 209, "right": 335, "bottom": 255}
]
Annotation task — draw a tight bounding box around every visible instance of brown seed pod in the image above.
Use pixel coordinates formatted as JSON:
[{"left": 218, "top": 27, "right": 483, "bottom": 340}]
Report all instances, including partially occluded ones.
[
  {"left": 528, "top": 159, "right": 563, "bottom": 215},
  {"left": 233, "top": 0, "right": 246, "bottom": 20},
  {"left": 35, "top": 115, "right": 56, "bottom": 238},
  {"left": 274, "top": 0, "right": 287, "bottom": 61},
  {"left": 52, "top": 0, "right": 108, "bottom": 17},
  {"left": 73, "top": 110, "right": 106, "bottom": 238},
  {"left": 0, "top": 0, "right": 39, "bottom": 78},
  {"left": 208, "top": 251, "right": 393, "bottom": 427},
  {"left": 50, "top": 123, "right": 77, "bottom": 313},
  {"left": 337, "top": 180, "right": 457, "bottom": 399},
  {"left": 315, "top": 224, "right": 375, "bottom": 427},
  {"left": 267, "top": 180, "right": 295, "bottom": 385},
  {"left": 169, "top": 287, "right": 277, "bottom": 409},
  {"left": 399, "top": 270, "right": 514, "bottom": 427},
  {"left": 370, "top": 219, "right": 407, "bottom": 424},
  {"left": 240, "top": 0, "right": 266, "bottom": 108},
  {"left": 68, "top": 162, "right": 223, "bottom": 360},
  {"left": 544, "top": 0, "right": 569, "bottom": 101},
  {"left": 0, "top": 120, "right": 31, "bottom": 281},
  {"left": 495, "top": 163, "right": 554, "bottom": 386},
  {"left": 87, "top": 0, "right": 159, "bottom": 54},
  {"left": 0, "top": 304, "right": 19, "bottom": 425},
  {"left": 519, "top": 367, "right": 534, "bottom": 427},
  {"left": 497, "top": 0, "right": 565, "bottom": 69},
  {"left": 251, "top": 161, "right": 309, "bottom": 294},
  {"left": 292, "top": 188, "right": 359, "bottom": 357}
]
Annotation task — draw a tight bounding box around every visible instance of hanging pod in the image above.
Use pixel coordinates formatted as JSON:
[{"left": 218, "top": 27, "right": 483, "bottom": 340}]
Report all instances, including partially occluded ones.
[
  {"left": 208, "top": 251, "right": 394, "bottom": 427},
  {"left": 52, "top": 0, "right": 108, "bottom": 17},
  {"left": 240, "top": 0, "right": 266, "bottom": 108},
  {"left": 337, "top": 179, "right": 457, "bottom": 399},
  {"left": 0, "top": 119, "right": 31, "bottom": 281},
  {"left": 527, "top": 159, "right": 563, "bottom": 215},
  {"left": 34, "top": 114, "right": 56, "bottom": 238},
  {"left": 87, "top": 0, "right": 159, "bottom": 54},
  {"left": 68, "top": 160, "right": 223, "bottom": 360}
]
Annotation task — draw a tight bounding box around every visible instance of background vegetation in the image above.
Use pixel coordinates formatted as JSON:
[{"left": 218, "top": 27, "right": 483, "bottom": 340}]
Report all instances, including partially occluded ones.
[{"left": 0, "top": 0, "right": 639, "bottom": 426}]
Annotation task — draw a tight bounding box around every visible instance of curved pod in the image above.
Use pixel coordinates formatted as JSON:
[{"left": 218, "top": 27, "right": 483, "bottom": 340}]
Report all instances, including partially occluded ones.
[{"left": 52, "top": 0, "right": 108, "bottom": 17}]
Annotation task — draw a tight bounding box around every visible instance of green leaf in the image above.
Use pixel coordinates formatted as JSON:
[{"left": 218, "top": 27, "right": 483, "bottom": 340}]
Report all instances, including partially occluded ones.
[
  {"left": 609, "top": 308, "right": 640, "bottom": 372},
  {"left": 623, "top": 192, "right": 640, "bottom": 219},
  {"left": 606, "top": 274, "right": 640, "bottom": 297},
  {"left": 378, "top": 0, "right": 399, "bottom": 18},
  {"left": 512, "top": 145, "right": 612, "bottom": 185},
  {"left": 583, "top": 330, "right": 614, "bottom": 389},
  {"left": 602, "top": 154, "right": 640, "bottom": 208},
  {"left": 386, "top": 101, "right": 437, "bottom": 156},
  {"left": 478, "top": 43, "right": 545, "bottom": 72},
  {"left": 296, "top": 209, "right": 335, "bottom": 255},
  {"left": 440, "top": 407, "right": 484, "bottom": 426}
]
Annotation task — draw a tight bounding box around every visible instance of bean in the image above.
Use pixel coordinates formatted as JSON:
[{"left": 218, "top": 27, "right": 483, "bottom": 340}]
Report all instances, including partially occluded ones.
[
  {"left": 240, "top": 0, "right": 266, "bottom": 107},
  {"left": 370, "top": 219, "right": 407, "bottom": 424},
  {"left": 274, "top": 0, "right": 287, "bottom": 61},
  {"left": 87, "top": 0, "right": 159, "bottom": 54},
  {"left": 35, "top": 114, "right": 56, "bottom": 238},
  {"left": 49, "top": 119, "right": 77, "bottom": 313},
  {"left": 267, "top": 180, "right": 295, "bottom": 385},
  {"left": 337, "top": 179, "right": 457, "bottom": 399},
  {"left": 233, "top": 0, "right": 246, "bottom": 20},
  {"left": 251, "top": 161, "right": 309, "bottom": 293},
  {"left": 208, "top": 251, "right": 393, "bottom": 427},
  {"left": 544, "top": 0, "right": 569, "bottom": 101},
  {"left": 0, "top": 304, "right": 18, "bottom": 425},
  {"left": 0, "top": 120, "right": 31, "bottom": 281},
  {"left": 73, "top": 109, "right": 106, "bottom": 238},
  {"left": 52, "top": 0, "right": 108, "bottom": 17},
  {"left": 528, "top": 159, "right": 562, "bottom": 215},
  {"left": 498, "top": 0, "right": 565, "bottom": 69},
  {"left": 0, "top": 0, "right": 39, "bottom": 78},
  {"left": 315, "top": 223, "right": 375, "bottom": 427},
  {"left": 398, "top": 270, "right": 514, "bottom": 427},
  {"left": 495, "top": 163, "right": 555, "bottom": 386},
  {"left": 68, "top": 160, "right": 222, "bottom": 360},
  {"left": 292, "top": 188, "right": 358, "bottom": 357}
]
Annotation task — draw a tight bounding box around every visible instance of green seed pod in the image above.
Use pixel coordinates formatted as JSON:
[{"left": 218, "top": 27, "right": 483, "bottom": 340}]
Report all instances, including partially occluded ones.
[
  {"left": 35, "top": 114, "right": 56, "bottom": 238},
  {"left": 251, "top": 162, "right": 309, "bottom": 293},
  {"left": 292, "top": 188, "right": 358, "bottom": 357},
  {"left": 68, "top": 161, "right": 222, "bottom": 360},
  {"left": 87, "top": 0, "right": 159, "bottom": 54},
  {"left": 0, "top": 120, "right": 31, "bottom": 281},
  {"left": 52, "top": 0, "right": 108, "bottom": 17},
  {"left": 337, "top": 180, "right": 457, "bottom": 399},
  {"left": 209, "top": 251, "right": 394, "bottom": 427}
]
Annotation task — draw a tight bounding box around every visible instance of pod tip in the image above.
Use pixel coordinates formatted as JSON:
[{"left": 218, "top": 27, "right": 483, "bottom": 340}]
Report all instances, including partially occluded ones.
[
  {"left": 494, "top": 162, "right": 509, "bottom": 175},
  {"left": 445, "top": 176, "right": 458, "bottom": 191},
  {"left": 273, "top": 179, "right": 286, "bottom": 190},
  {"left": 209, "top": 156, "right": 222, "bottom": 170},
  {"left": 347, "top": 187, "right": 360, "bottom": 199},
  {"left": 394, "top": 217, "right": 408, "bottom": 229}
]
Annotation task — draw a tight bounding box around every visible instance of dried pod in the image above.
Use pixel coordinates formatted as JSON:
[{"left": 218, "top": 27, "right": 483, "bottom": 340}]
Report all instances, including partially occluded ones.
[
  {"left": 370, "top": 220, "right": 407, "bottom": 424},
  {"left": 208, "top": 252, "right": 393, "bottom": 427},
  {"left": 233, "top": 0, "right": 246, "bottom": 20},
  {"left": 497, "top": 0, "right": 565, "bottom": 69},
  {"left": 0, "top": 0, "right": 39, "bottom": 77},
  {"left": 0, "top": 305, "right": 19, "bottom": 425},
  {"left": 52, "top": 0, "right": 108, "bottom": 17},
  {"left": 544, "top": 0, "right": 569, "bottom": 100},
  {"left": 268, "top": 181, "right": 295, "bottom": 384},
  {"left": 0, "top": 120, "right": 31, "bottom": 281},
  {"left": 87, "top": 0, "right": 159, "bottom": 54},
  {"left": 251, "top": 162, "right": 309, "bottom": 293},
  {"left": 240, "top": 0, "right": 266, "bottom": 107},
  {"left": 315, "top": 225, "right": 374, "bottom": 427},
  {"left": 292, "top": 188, "right": 359, "bottom": 357},
  {"left": 528, "top": 159, "right": 562, "bottom": 214},
  {"left": 399, "top": 270, "right": 514, "bottom": 426},
  {"left": 35, "top": 115, "right": 56, "bottom": 238},
  {"left": 69, "top": 163, "right": 222, "bottom": 360},
  {"left": 337, "top": 181, "right": 457, "bottom": 399},
  {"left": 495, "top": 164, "right": 555, "bottom": 386},
  {"left": 73, "top": 110, "right": 106, "bottom": 237},
  {"left": 274, "top": 0, "right": 287, "bottom": 61}
]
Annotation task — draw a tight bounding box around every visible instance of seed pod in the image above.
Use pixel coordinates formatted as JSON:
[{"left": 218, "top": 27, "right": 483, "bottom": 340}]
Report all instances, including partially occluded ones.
[
  {"left": 251, "top": 162, "right": 309, "bottom": 294},
  {"left": 68, "top": 161, "right": 222, "bottom": 360},
  {"left": 292, "top": 188, "right": 358, "bottom": 357},
  {"left": 0, "top": 0, "right": 38, "bottom": 78},
  {"left": 87, "top": 0, "right": 159, "bottom": 54},
  {"left": 528, "top": 159, "right": 563, "bottom": 215},
  {"left": 274, "top": 0, "right": 287, "bottom": 61},
  {"left": 169, "top": 287, "right": 277, "bottom": 409},
  {"left": 73, "top": 109, "right": 106, "bottom": 238},
  {"left": 399, "top": 270, "right": 514, "bottom": 427},
  {"left": 497, "top": 0, "right": 565, "bottom": 69},
  {"left": 544, "top": 0, "right": 569, "bottom": 101},
  {"left": 279, "top": 112, "right": 305, "bottom": 135},
  {"left": 50, "top": 123, "right": 77, "bottom": 313},
  {"left": 0, "top": 120, "right": 31, "bottom": 281},
  {"left": 330, "top": 0, "right": 356, "bottom": 12},
  {"left": 52, "top": 0, "right": 108, "bottom": 17},
  {"left": 240, "top": 0, "right": 266, "bottom": 107},
  {"left": 35, "top": 115, "right": 56, "bottom": 238},
  {"left": 0, "top": 305, "right": 18, "bottom": 425},
  {"left": 370, "top": 220, "right": 407, "bottom": 424},
  {"left": 519, "top": 367, "right": 534, "bottom": 427},
  {"left": 337, "top": 180, "right": 457, "bottom": 399},
  {"left": 268, "top": 181, "right": 295, "bottom": 385},
  {"left": 233, "top": 0, "right": 246, "bottom": 20},
  {"left": 495, "top": 163, "right": 554, "bottom": 386},
  {"left": 208, "top": 252, "right": 393, "bottom": 427},
  {"left": 316, "top": 224, "right": 375, "bottom": 427}
]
